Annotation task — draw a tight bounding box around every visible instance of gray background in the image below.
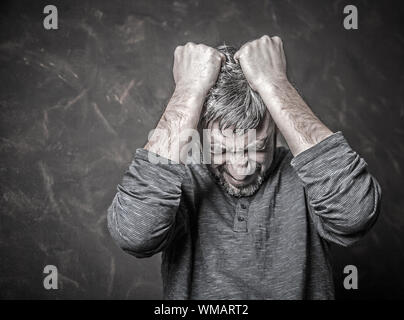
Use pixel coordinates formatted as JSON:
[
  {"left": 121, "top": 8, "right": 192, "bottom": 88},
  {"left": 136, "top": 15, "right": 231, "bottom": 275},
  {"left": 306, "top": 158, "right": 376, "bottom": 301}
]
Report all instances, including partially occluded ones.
[{"left": 0, "top": 0, "right": 403, "bottom": 299}]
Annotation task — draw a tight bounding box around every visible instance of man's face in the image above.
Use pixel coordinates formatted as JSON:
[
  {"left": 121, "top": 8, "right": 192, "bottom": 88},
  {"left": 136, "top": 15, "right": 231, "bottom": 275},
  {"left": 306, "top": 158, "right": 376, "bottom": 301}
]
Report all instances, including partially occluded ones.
[{"left": 205, "top": 112, "right": 276, "bottom": 197}]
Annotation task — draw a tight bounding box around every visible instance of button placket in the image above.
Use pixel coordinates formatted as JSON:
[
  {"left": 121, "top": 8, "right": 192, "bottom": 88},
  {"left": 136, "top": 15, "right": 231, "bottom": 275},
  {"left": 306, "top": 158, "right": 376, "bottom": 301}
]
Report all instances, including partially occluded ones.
[{"left": 233, "top": 199, "right": 249, "bottom": 232}]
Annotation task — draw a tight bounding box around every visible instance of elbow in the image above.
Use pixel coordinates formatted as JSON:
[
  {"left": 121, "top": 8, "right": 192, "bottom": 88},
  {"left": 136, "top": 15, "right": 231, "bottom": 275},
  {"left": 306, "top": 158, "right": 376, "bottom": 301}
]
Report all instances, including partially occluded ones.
[
  {"left": 107, "top": 198, "right": 173, "bottom": 258},
  {"left": 315, "top": 177, "right": 382, "bottom": 247},
  {"left": 107, "top": 223, "right": 153, "bottom": 258},
  {"left": 342, "top": 177, "right": 382, "bottom": 235}
]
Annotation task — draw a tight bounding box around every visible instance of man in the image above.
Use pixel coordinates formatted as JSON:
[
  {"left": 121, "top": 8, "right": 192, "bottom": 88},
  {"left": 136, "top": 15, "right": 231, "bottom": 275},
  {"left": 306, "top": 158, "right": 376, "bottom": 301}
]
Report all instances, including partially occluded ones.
[{"left": 107, "top": 36, "right": 381, "bottom": 299}]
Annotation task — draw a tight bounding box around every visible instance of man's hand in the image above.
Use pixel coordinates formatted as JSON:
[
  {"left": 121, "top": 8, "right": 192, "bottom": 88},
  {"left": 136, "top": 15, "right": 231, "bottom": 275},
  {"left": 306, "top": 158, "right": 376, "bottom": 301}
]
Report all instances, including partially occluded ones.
[
  {"left": 235, "top": 35, "right": 333, "bottom": 156},
  {"left": 145, "top": 43, "right": 224, "bottom": 163},
  {"left": 173, "top": 43, "right": 225, "bottom": 98},
  {"left": 234, "top": 35, "right": 287, "bottom": 92}
]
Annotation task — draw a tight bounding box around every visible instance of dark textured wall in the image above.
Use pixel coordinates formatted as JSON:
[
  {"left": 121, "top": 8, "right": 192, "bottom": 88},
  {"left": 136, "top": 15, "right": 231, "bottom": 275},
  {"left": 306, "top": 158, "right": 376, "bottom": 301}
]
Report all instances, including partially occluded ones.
[{"left": 0, "top": 0, "right": 403, "bottom": 299}]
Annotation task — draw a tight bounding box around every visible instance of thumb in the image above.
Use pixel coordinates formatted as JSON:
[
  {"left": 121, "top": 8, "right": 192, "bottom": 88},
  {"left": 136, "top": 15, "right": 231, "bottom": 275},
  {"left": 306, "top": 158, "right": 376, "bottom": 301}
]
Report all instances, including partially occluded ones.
[
  {"left": 220, "top": 52, "right": 226, "bottom": 63},
  {"left": 233, "top": 50, "right": 240, "bottom": 64}
]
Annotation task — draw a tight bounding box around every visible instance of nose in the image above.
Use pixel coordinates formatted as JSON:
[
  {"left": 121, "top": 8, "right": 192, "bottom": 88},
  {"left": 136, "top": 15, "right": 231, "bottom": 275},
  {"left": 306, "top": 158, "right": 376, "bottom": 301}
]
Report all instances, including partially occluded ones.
[
  {"left": 227, "top": 151, "right": 253, "bottom": 178},
  {"left": 230, "top": 151, "right": 248, "bottom": 168}
]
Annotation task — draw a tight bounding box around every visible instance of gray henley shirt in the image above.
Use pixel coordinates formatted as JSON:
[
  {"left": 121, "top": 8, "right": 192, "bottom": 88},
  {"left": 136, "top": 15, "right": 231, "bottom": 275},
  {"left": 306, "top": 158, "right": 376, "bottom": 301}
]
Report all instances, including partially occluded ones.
[{"left": 107, "top": 131, "right": 381, "bottom": 299}]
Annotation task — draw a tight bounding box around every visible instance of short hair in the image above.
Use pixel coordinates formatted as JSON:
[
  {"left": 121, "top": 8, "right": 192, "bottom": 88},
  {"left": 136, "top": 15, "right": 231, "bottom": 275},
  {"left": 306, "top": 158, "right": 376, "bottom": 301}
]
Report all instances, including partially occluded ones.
[{"left": 200, "top": 45, "right": 267, "bottom": 132}]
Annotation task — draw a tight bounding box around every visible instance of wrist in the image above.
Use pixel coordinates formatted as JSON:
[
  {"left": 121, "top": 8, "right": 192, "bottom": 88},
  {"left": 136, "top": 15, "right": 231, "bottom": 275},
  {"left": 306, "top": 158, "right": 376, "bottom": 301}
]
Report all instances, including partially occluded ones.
[
  {"left": 174, "top": 84, "right": 208, "bottom": 102},
  {"left": 255, "top": 77, "right": 291, "bottom": 95},
  {"left": 168, "top": 86, "right": 206, "bottom": 117},
  {"left": 256, "top": 78, "right": 293, "bottom": 113}
]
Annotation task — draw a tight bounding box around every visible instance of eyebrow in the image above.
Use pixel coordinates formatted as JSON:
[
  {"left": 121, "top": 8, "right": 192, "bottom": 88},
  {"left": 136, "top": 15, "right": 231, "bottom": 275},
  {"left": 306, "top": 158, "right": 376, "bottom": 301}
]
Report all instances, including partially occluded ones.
[
  {"left": 210, "top": 137, "right": 269, "bottom": 150},
  {"left": 209, "top": 126, "right": 274, "bottom": 148},
  {"left": 247, "top": 137, "right": 268, "bottom": 148}
]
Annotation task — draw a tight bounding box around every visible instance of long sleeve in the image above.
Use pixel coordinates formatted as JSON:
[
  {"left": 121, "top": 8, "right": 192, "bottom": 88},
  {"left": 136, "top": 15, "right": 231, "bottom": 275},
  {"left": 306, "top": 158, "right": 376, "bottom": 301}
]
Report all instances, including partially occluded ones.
[
  {"left": 290, "top": 132, "right": 382, "bottom": 247},
  {"left": 107, "top": 148, "right": 187, "bottom": 258}
]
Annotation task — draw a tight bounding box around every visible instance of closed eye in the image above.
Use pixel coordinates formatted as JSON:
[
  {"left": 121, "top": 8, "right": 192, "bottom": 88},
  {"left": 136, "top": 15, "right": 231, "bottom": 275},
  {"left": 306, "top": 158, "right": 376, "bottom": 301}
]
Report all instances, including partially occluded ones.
[
  {"left": 247, "top": 146, "right": 267, "bottom": 152},
  {"left": 211, "top": 145, "right": 226, "bottom": 154}
]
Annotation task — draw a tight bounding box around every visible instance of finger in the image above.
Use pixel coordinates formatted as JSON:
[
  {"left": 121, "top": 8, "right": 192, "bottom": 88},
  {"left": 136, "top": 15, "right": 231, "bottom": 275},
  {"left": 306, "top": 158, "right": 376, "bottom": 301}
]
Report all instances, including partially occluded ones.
[
  {"left": 234, "top": 49, "right": 245, "bottom": 64},
  {"left": 273, "top": 36, "right": 285, "bottom": 56},
  {"left": 219, "top": 52, "right": 226, "bottom": 63},
  {"left": 239, "top": 40, "right": 252, "bottom": 50},
  {"left": 234, "top": 41, "right": 251, "bottom": 63},
  {"left": 271, "top": 36, "right": 283, "bottom": 51},
  {"left": 281, "top": 50, "right": 287, "bottom": 68},
  {"left": 174, "top": 45, "right": 183, "bottom": 55},
  {"left": 260, "top": 35, "right": 271, "bottom": 41},
  {"left": 197, "top": 42, "right": 210, "bottom": 50},
  {"left": 234, "top": 50, "right": 240, "bottom": 63},
  {"left": 185, "top": 41, "right": 196, "bottom": 47}
]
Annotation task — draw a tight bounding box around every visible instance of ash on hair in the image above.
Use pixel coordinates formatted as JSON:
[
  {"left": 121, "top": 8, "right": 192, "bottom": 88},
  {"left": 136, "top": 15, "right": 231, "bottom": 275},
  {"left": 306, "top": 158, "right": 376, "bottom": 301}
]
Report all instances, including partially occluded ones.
[{"left": 200, "top": 45, "right": 267, "bottom": 132}]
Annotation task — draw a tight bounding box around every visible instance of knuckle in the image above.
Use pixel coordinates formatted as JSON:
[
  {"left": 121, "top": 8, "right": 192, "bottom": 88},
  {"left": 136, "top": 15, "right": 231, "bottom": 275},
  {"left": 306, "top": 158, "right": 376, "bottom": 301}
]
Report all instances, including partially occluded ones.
[
  {"left": 209, "top": 48, "right": 220, "bottom": 57},
  {"left": 261, "top": 35, "right": 270, "bottom": 41},
  {"left": 251, "top": 39, "right": 261, "bottom": 47},
  {"left": 205, "top": 46, "right": 214, "bottom": 53},
  {"left": 243, "top": 42, "right": 252, "bottom": 49},
  {"left": 242, "top": 41, "right": 251, "bottom": 49},
  {"left": 272, "top": 36, "right": 282, "bottom": 43},
  {"left": 174, "top": 46, "right": 182, "bottom": 56}
]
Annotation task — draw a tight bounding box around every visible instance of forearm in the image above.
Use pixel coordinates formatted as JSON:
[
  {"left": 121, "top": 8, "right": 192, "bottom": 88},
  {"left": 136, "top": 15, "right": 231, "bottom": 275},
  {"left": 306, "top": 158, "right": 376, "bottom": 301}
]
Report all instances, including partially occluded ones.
[
  {"left": 258, "top": 79, "right": 333, "bottom": 156},
  {"left": 144, "top": 86, "right": 205, "bottom": 163},
  {"left": 290, "top": 132, "right": 381, "bottom": 246},
  {"left": 107, "top": 149, "right": 186, "bottom": 258}
]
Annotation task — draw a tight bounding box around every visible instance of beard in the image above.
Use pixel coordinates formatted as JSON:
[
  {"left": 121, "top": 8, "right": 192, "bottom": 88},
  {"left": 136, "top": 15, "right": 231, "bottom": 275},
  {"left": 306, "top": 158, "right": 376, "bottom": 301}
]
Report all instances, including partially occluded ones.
[{"left": 210, "top": 163, "right": 268, "bottom": 197}]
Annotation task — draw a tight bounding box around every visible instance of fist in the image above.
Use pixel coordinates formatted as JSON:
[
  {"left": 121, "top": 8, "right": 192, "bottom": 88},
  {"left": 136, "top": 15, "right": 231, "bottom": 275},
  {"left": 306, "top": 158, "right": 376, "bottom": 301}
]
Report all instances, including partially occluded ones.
[
  {"left": 173, "top": 43, "right": 225, "bottom": 96},
  {"left": 234, "top": 35, "right": 287, "bottom": 91}
]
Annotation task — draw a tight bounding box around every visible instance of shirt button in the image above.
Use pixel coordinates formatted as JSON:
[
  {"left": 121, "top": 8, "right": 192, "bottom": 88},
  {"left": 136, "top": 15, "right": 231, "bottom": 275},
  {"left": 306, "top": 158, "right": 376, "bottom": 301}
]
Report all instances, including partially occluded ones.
[
  {"left": 238, "top": 216, "right": 245, "bottom": 222},
  {"left": 240, "top": 203, "right": 247, "bottom": 209}
]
